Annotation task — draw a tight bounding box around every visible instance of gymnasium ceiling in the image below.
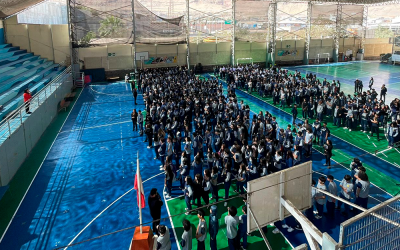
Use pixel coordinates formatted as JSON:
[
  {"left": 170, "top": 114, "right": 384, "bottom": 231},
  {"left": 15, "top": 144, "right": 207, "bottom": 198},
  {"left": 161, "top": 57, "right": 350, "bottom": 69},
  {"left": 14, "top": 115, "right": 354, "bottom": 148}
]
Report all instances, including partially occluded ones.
[{"left": 0, "top": 0, "right": 398, "bottom": 19}]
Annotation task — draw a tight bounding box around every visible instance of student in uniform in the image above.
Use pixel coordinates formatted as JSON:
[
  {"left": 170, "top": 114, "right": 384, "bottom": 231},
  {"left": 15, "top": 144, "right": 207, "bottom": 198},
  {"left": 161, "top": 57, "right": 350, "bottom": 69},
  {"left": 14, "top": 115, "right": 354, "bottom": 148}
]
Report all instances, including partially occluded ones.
[
  {"left": 181, "top": 219, "right": 193, "bottom": 250},
  {"left": 196, "top": 209, "right": 207, "bottom": 250},
  {"left": 138, "top": 110, "right": 144, "bottom": 135},
  {"left": 184, "top": 176, "right": 194, "bottom": 215},
  {"left": 156, "top": 225, "right": 171, "bottom": 250},
  {"left": 355, "top": 171, "right": 370, "bottom": 209},
  {"left": 225, "top": 206, "right": 239, "bottom": 250},
  {"left": 314, "top": 176, "right": 327, "bottom": 219},
  {"left": 323, "top": 139, "right": 333, "bottom": 168},
  {"left": 222, "top": 163, "right": 232, "bottom": 207},
  {"left": 326, "top": 175, "right": 337, "bottom": 217},
  {"left": 238, "top": 205, "right": 248, "bottom": 250},
  {"left": 336, "top": 175, "right": 354, "bottom": 216},
  {"left": 209, "top": 205, "right": 219, "bottom": 250},
  {"left": 236, "top": 164, "right": 247, "bottom": 194},
  {"left": 210, "top": 167, "right": 219, "bottom": 202}
]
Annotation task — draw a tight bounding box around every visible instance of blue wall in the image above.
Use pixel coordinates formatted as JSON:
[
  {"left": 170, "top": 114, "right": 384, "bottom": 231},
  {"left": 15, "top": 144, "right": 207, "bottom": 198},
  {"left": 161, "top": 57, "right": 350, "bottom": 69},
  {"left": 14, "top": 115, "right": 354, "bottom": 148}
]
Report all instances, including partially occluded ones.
[{"left": 0, "top": 28, "right": 4, "bottom": 44}]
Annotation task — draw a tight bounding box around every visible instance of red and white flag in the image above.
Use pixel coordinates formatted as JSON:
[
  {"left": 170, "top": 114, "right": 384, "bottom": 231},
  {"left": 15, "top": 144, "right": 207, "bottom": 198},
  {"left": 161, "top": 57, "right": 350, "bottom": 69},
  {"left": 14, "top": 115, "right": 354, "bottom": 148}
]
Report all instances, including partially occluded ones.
[{"left": 134, "top": 158, "right": 145, "bottom": 209}]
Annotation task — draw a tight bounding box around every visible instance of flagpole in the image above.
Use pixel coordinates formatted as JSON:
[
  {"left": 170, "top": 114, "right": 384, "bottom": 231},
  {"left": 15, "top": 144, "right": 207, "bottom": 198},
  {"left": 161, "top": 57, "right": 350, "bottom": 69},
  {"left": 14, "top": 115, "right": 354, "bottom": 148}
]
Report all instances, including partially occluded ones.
[{"left": 137, "top": 151, "right": 142, "bottom": 234}]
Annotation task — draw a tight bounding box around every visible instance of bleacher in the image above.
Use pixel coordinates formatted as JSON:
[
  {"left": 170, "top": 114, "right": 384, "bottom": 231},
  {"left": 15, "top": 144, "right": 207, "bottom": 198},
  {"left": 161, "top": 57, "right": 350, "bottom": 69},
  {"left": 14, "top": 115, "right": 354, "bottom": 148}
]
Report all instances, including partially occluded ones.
[{"left": 0, "top": 43, "right": 66, "bottom": 121}]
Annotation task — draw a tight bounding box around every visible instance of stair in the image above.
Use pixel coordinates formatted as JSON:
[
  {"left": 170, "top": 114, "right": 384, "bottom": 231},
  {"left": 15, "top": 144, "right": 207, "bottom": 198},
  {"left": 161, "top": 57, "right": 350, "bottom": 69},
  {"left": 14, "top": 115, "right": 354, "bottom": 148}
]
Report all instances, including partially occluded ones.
[{"left": 0, "top": 43, "right": 68, "bottom": 121}]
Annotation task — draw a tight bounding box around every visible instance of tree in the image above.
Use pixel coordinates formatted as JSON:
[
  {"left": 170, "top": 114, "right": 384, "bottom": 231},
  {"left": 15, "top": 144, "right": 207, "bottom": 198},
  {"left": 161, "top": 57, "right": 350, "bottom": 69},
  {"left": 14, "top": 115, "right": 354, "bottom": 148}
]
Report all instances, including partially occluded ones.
[
  {"left": 78, "top": 31, "right": 96, "bottom": 47},
  {"left": 374, "top": 25, "right": 394, "bottom": 39},
  {"left": 98, "top": 16, "right": 125, "bottom": 38}
]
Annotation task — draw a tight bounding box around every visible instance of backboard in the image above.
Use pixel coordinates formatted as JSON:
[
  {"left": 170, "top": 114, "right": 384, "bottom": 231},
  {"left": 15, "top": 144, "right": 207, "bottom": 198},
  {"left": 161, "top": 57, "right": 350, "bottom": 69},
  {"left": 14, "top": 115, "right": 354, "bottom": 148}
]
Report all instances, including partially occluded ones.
[{"left": 247, "top": 161, "right": 312, "bottom": 233}]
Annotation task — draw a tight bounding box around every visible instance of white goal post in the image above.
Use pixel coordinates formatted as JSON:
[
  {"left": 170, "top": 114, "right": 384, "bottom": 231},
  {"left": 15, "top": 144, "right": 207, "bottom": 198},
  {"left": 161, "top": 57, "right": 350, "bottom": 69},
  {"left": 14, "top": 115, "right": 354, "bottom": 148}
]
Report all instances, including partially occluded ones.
[{"left": 237, "top": 58, "right": 253, "bottom": 66}]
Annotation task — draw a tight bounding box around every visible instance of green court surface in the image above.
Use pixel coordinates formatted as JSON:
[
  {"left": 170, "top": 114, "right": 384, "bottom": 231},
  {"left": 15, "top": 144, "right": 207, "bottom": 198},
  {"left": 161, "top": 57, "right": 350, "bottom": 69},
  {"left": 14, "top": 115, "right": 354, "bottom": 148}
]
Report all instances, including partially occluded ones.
[
  {"left": 166, "top": 183, "right": 292, "bottom": 250},
  {"left": 0, "top": 89, "right": 82, "bottom": 238}
]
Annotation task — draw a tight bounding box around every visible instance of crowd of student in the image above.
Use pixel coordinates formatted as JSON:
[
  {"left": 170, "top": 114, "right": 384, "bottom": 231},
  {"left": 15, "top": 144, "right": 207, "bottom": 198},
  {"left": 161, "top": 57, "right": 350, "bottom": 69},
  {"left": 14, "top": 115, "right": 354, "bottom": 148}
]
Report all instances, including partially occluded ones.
[
  {"left": 215, "top": 64, "right": 400, "bottom": 146},
  {"left": 130, "top": 65, "right": 381, "bottom": 250}
]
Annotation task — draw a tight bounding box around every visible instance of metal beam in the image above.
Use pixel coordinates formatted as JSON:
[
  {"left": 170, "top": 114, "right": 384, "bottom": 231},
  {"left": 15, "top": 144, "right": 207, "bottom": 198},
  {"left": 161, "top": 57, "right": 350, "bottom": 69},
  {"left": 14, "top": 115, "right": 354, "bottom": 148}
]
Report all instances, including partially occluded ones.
[
  {"left": 131, "top": 0, "right": 137, "bottom": 73},
  {"left": 231, "top": 0, "right": 236, "bottom": 66},
  {"left": 361, "top": 5, "right": 368, "bottom": 52},
  {"left": 333, "top": 4, "right": 342, "bottom": 63},
  {"left": 267, "top": 1, "right": 277, "bottom": 67},
  {"left": 314, "top": 188, "right": 400, "bottom": 228},
  {"left": 280, "top": 197, "right": 324, "bottom": 246},
  {"left": 186, "top": 0, "right": 190, "bottom": 73},
  {"left": 304, "top": 1, "right": 312, "bottom": 65},
  {"left": 247, "top": 206, "right": 273, "bottom": 250}
]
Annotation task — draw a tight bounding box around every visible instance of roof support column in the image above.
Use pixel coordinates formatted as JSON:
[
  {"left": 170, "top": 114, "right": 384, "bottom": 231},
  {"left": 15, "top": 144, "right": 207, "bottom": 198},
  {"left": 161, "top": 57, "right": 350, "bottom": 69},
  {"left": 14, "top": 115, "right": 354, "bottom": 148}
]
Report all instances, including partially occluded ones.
[
  {"left": 186, "top": 0, "right": 190, "bottom": 73},
  {"left": 304, "top": 1, "right": 312, "bottom": 65},
  {"left": 231, "top": 0, "right": 236, "bottom": 66},
  {"left": 333, "top": 4, "right": 342, "bottom": 63},
  {"left": 361, "top": 5, "right": 368, "bottom": 54},
  {"left": 267, "top": 0, "right": 277, "bottom": 67}
]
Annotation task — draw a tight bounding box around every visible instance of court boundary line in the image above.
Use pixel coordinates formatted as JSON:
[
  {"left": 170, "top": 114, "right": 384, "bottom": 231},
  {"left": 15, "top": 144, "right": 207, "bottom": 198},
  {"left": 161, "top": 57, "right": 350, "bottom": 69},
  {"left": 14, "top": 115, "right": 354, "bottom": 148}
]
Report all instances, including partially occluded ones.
[
  {"left": 0, "top": 88, "right": 83, "bottom": 243},
  {"left": 163, "top": 187, "right": 181, "bottom": 250}
]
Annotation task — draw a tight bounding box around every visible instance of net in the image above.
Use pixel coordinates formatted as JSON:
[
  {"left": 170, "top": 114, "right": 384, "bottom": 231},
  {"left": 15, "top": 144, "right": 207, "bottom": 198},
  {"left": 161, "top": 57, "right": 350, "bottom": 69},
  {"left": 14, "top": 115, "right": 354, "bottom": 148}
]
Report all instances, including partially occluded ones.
[
  {"left": 311, "top": 4, "right": 337, "bottom": 38},
  {"left": 71, "top": 0, "right": 187, "bottom": 47},
  {"left": 276, "top": 2, "right": 307, "bottom": 40},
  {"left": 188, "top": 0, "right": 232, "bottom": 43},
  {"left": 235, "top": 0, "right": 269, "bottom": 42},
  {"left": 134, "top": 0, "right": 186, "bottom": 44},
  {"left": 341, "top": 5, "right": 364, "bottom": 38},
  {"left": 73, "top": 0, "right": 133, "bottom": 46}
]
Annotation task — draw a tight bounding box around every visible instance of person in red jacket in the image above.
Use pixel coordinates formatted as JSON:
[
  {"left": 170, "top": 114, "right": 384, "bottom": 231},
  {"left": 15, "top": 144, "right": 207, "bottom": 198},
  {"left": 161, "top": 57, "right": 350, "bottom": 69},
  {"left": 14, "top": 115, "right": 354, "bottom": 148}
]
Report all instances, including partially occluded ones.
[{"left": 23, "top": 89, "right": 32, "bottom": 114}]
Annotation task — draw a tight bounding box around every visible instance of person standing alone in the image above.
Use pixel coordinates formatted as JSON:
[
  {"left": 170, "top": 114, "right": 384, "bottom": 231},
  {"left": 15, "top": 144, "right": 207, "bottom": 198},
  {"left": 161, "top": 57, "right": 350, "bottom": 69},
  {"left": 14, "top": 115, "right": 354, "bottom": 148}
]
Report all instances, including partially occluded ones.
[
  {"left": 24, "top": 89, "right": 32, "bottom": 114},
  {"left": 148, "top": 188, "right": 163, "bottom": 234}
]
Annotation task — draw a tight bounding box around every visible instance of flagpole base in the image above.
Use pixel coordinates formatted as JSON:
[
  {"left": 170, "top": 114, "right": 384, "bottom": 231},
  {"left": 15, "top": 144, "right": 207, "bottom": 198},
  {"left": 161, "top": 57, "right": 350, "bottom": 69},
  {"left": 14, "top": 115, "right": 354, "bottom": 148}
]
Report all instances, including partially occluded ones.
[{"left": 130, "top": 226, "right": 154, "bottom": 250}]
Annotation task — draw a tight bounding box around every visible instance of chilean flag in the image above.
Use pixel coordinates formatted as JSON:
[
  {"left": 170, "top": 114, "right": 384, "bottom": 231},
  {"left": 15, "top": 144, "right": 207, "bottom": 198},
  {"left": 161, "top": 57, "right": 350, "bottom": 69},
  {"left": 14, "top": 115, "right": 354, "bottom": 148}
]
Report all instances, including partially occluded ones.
[{"left": 134, "top": 159, "right": 145, "bottom": 209}]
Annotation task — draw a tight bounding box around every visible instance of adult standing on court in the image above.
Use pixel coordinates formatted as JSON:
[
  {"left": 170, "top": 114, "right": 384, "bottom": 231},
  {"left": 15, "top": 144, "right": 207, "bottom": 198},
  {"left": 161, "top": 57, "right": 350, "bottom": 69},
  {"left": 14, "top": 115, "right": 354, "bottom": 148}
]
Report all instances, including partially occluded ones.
[
  {"left": 23, "top": 89, "right": 32, "bottom": 114},
  {"left": 370, "top": 115, "right": 380, "bottom": 141},
  {"left": 148, "top": 188, "right": 163, "bottom": 235},
  {"left": 380, "top": 84, "right": 387, "bottom": 103},
  {"left": 368, "top": 77, "right": 374, "bottom": 90},
  {"left": 131, "top": 109, "right": 138, "bottom": 131}
]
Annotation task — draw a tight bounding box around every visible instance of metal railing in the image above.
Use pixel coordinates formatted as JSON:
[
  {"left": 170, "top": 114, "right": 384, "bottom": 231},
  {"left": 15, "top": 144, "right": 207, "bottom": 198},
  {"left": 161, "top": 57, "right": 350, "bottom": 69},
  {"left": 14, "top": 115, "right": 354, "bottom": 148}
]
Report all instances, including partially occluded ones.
[
  {"left": 339, "top": 196, "right": 400, "bottom": 250},
  {"left": 0, "top": 66, "right": 72, "bottom": 143}
]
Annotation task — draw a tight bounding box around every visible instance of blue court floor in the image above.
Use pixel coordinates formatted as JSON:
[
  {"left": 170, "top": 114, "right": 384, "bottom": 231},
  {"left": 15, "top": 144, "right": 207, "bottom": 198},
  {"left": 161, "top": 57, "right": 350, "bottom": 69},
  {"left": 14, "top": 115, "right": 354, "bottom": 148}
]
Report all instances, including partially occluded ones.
[{"left": 0, "top": 83, "right": 177, "bottom": 250}]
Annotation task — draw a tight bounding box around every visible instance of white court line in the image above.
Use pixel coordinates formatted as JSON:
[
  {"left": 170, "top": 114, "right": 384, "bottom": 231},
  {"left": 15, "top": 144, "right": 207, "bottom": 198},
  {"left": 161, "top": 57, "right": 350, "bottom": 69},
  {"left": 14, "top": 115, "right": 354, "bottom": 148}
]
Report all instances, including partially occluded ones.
[
  {"left": 64, "top": 172, "right": 164, "bottom": 249},
  {"left": 373, "top": 143, "right": 377, "bottom": 148},
  {"left": 163, "top": 186, "right": 181, "bottom": 250},
  {"left": 59, "top": 120, "right": 132, "bottom": 134},
  {"left": 0, "top": 88, "right": 83, "bottom": 243}
]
